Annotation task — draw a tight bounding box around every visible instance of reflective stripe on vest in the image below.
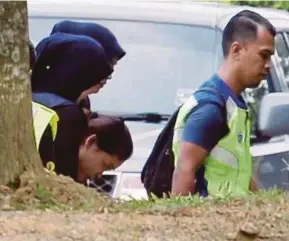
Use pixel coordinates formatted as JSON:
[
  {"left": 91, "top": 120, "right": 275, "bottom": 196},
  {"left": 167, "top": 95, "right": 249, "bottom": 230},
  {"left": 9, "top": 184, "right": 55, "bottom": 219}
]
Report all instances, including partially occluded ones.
[
  {"left": 32, "top": 101, "right": 59, "bottom": 149},
  {"left": 172, "top": 95, "right": 252, "bottom": 198}
]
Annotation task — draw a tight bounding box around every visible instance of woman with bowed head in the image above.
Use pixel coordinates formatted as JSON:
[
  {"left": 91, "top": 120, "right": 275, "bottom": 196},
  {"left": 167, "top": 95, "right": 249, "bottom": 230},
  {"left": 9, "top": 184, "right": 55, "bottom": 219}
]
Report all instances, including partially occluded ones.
[{"left": 31, "top": 32, "right": 113, "bottom": 181}]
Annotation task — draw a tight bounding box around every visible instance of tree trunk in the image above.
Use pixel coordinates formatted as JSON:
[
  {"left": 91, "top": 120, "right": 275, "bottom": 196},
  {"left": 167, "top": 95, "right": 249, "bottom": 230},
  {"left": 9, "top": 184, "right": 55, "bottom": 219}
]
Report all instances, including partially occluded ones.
[{"left": 0, "top": 1, "right": 42, "bottom": 185}]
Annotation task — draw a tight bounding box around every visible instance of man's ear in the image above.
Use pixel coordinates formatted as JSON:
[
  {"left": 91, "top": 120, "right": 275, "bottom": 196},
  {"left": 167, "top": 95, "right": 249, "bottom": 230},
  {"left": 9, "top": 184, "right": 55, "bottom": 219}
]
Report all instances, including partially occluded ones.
[
  {"left": 84, "top": 134, "right": 97, "bottom": 148},
  {"left": 230, "top": 41, "right": 244, "bottom": 60}
]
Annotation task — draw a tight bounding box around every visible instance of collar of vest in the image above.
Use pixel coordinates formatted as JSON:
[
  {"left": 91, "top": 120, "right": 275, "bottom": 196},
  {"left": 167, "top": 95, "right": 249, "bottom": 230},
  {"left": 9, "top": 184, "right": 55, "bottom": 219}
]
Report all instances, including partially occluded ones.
[{"left": 32, "top": 92, "right": 75, "bottom": 109}]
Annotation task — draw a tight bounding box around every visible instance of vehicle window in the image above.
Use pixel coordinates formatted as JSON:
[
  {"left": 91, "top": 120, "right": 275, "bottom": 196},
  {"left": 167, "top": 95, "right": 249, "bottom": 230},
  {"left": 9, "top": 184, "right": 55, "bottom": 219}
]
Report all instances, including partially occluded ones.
[
  {"left": 243, "top": 80, "right": 269, "bottom": 134},
  {"left": 28, "top": 17, "right": 223, "bottom": 114},
  {"left": 274, "top": 33, "right": 289, "bottom": 89}
]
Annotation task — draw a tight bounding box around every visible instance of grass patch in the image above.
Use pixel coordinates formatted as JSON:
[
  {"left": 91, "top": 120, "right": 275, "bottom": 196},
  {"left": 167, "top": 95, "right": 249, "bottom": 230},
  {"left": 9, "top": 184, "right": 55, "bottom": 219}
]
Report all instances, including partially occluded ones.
[
  {"left": 119, "top": 188, "right": 288, "bottom": 215},
  {"left": 1, "top": 170, "right": 288, "bottom": 216}
]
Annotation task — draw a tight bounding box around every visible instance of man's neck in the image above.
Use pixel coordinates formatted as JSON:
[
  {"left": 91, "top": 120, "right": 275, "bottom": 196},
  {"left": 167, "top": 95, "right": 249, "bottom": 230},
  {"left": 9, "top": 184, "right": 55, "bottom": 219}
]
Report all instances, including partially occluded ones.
[{"left": 217, "top": 61, "right": 245, "bottom": 96}]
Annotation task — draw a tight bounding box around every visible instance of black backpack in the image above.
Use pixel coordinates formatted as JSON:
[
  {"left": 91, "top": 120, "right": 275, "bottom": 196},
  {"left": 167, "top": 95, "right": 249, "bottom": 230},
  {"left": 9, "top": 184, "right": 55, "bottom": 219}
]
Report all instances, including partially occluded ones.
[{"left": 140, "top": 86, "right": 228, "bottom": 199}]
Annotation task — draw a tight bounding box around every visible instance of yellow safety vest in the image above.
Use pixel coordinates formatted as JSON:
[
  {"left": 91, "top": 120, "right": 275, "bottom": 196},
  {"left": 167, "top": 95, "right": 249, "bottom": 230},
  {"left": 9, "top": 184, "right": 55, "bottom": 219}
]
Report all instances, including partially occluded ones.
[
  {"left": 173, "top": 96, "right": 252, "bottom": 198},
  {"left": 32, "top": 101, "right": 59, "bottom": 150}
]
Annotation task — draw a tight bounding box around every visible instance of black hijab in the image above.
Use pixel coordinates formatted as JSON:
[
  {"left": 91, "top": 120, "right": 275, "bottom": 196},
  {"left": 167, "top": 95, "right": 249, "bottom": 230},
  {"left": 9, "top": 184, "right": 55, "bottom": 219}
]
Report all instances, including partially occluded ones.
[
  {"left": 31, "top": 32, "right": 113, "bottom": 102},
  {"left": 50, "top": 20, "right": 126, "bottom": 62}
]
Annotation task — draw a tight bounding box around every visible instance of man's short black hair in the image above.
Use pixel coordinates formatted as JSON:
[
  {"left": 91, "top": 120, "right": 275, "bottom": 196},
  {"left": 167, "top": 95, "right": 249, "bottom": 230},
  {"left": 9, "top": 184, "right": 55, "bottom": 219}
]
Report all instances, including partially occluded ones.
[{"left": 222, "top": 10, "right": 276, "bottom": 57}]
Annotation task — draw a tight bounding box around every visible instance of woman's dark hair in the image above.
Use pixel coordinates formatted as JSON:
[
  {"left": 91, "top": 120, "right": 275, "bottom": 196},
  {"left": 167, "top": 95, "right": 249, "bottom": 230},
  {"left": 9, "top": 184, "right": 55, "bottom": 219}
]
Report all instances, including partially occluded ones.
[{"left": 88, "top": 116, "right": 133, "bottom": 161}]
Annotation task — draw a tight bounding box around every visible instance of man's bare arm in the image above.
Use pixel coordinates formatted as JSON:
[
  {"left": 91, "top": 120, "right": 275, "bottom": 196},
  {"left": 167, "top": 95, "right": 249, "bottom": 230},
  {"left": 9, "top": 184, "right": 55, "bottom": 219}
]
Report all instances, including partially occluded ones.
[
  {"left": 171, "top": 142, "right": 208, "bottom": 197},
  {"left": 249, "top": 176, "right": 259, "bottom": 192},
  {"left": 170, "top": 102, "right": 227, "bottom": 197}
]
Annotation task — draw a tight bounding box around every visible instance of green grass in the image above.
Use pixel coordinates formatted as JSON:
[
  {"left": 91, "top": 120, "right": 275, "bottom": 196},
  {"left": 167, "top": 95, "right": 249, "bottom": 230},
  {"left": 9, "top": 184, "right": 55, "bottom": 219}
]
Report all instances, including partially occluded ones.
[
  {"left": 2, "top": 177, "right": 288, "bottom": 214},
  {"left": 119, "top": 188, "right": 288, "bottom": 214}
]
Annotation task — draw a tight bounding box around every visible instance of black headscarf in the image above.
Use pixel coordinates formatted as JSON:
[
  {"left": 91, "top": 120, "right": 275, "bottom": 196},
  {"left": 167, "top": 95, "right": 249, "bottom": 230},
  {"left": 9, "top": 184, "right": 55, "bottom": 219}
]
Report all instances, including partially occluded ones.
[
  {"left": 31, "top": 32, "right": 113, "bottom": 102},
  {"left": 50, "top": 20, "right": 126, "bottom": 62}
]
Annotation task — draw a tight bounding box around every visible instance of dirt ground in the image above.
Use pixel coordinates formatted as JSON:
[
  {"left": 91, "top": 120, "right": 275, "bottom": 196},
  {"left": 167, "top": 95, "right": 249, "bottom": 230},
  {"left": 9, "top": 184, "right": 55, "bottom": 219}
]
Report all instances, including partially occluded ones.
[
  {"left": 1, "top": 198, "right": 289, "bottom": 241},
  {"left": 0, "top": 172, "right": 289, "bottom": 241}
]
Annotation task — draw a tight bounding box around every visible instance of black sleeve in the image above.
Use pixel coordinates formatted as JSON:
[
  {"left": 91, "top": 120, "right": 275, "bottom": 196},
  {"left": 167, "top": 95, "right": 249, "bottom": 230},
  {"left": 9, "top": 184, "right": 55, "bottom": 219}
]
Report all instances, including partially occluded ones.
[
  {"left": 53, "top": 106, "right": 88, "bottom": 181},
  {"left": 39, "top": 125, "right": 55, "bottom": 167}
]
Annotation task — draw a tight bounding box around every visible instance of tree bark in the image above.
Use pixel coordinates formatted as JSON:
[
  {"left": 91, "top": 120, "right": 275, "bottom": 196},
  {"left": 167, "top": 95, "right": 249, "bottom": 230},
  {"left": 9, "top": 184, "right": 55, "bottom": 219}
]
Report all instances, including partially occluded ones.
[{"left": 0, "top": 1, "right": 42, "bottom": 185}]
